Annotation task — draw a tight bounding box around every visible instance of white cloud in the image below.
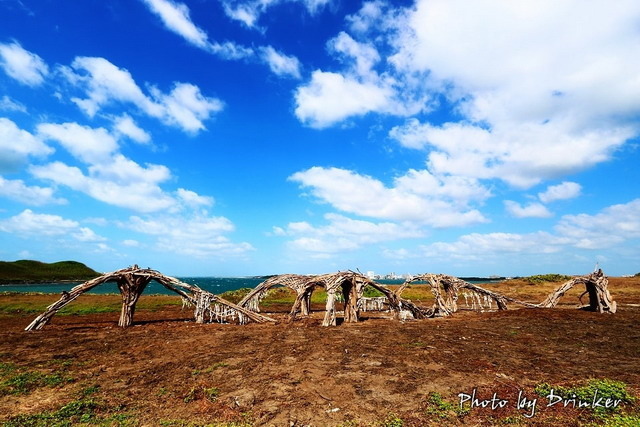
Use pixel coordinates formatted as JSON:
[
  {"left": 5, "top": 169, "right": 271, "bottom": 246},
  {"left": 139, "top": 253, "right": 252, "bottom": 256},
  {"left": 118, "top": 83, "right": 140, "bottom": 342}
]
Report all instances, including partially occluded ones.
[
  {"left": 346, "top": 0, "right": 386, "bottom": 33},
  {"left": 0, "top": 41, "right": 49, "bottom": 86},
  {"left": 259, "top": 46, "right": 301, "bottom": 79},
  {"left": 293, "top": 1, "right": 640, "bottom": 189},
  {"left": 290, "top": 166, "right": 488, "bottom": 227},
  {"left": 141, "top": 0, "right": 209, "bottom": 49},
  {"left": 504, "top": 200, "right": 552, "bottom": 218},
  {"left": 421, "top": 231, "right": 564, "bottom": 261},
  {"left": 329, "top": 32, "right": 380, "bottom": 78},
  {"left": 384, "top": 0, "right": 640, "bottom": 187},
  {"left": 37, "top": 122, "right": 119, "bottom": 164},
  {"left": 65, "top": 57, "right": 223, "bottom": 133},
  {"left": 113, "top": 115, "right": 151, "bottom": 144},
  {"left": 122, "top": 239, "right": 140, "bottom": 247},
  {"left": 0, "top": 209, "right": 106, "bottom": 245},
  {"left": 294, "top": 71, "right": 396, "bottom": 128},
  {"left": 30, "top": 158, "right": 176, "bottom": 213},
  {"left": 0, "top": 118, "right": 52, "bottom": 173},
  {"left": 538, "top": 181, "right": 582, "bottom": 203},
  {"left": 0, "top": 96, "right": 26, "bottom": 113},
  {"left": 175, "top": 188, "right": 213, "bottom": 208},
  {"left": 221, "top": 0, "right": 265, "bottom": 29},
  {"left": 293, "top": 15, "right": 429, "bottom": 128},
  {"left": 389, "top": 119, "right": 632, "bottom": 188},
  {"left": 0, "top": 176, "right": 65, "bottom": 206},
  {"left": 221, "top": 0, "right": 330, "bottom": 29},
  {"left": 125, "top": 213, "right": 253, "bottom": 258},
  {"left": 415, "top": 198, "right": 640, "bottom": 261},
  {"left": 554, "top": 198, "right": 640, "bottom": 249},
  {"left": 72, "top": 227, "right": 107, "bottom": 242},
  {"left": 142, "top": 0, "right": 255, "bottom": 60},
  {"left": 277, "top": 213, "right": 423, "bottom": 256},
  {"left": 151, "top": 83, "right": 224, "bottom": 133},
  {"left": 0, "top": 209, "right": 77, "bottom": 236},
  {"left": 67, "top": 56, "right": 162, "bottom": 117}
]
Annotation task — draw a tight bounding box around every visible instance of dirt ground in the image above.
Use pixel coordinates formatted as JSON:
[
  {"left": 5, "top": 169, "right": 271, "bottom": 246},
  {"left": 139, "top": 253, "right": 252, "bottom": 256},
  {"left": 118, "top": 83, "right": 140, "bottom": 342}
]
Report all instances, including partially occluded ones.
[{"left": 0, "top": 277, "right": 639, "bottom": 426}]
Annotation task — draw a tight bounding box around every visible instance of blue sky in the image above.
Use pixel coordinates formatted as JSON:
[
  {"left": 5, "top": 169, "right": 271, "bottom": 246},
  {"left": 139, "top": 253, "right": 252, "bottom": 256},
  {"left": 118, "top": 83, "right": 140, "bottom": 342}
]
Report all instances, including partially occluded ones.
[{"left": 0, "top": 0, "right": 639, "bottom": 277}]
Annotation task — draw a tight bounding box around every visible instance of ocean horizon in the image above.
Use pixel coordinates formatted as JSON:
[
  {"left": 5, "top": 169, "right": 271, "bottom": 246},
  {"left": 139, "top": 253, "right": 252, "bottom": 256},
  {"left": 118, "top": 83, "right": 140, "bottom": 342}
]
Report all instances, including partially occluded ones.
[{"left": 0, "top": 276, "right": 500, "bottom": 295}]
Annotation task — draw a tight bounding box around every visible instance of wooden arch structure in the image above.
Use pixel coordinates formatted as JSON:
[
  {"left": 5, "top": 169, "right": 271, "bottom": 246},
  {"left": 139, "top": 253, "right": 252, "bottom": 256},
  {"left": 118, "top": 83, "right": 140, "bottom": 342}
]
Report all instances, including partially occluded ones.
[
  {"left": 25, "top": 266, "right": 275, "bottom": 331},
  {"left": 238, "top": 271, "right": 431, "bottom": 326},
  {"left": 25, "top": 267, "right": 617, "bottom": 331},
  {"left": 538, "top": 269, "right": 617, "bottom": 313},
  {"left": 396, "top": 274, "right": 537, "bottom": 318},
  {"left": 395, "top": 270, "right": 617, "bottom": 318}
]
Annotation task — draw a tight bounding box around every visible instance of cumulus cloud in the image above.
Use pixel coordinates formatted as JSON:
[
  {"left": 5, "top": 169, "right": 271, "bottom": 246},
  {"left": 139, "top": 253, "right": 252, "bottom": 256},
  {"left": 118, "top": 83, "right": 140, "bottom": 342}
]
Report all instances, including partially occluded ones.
[
  {"left": 175, "top": 188, "right": 214, "bottom": 208},
  {"left": 0, "top": 41, "right": 49, "bottom": 86},
  {"left": 385, "top": 0, "right": 640, "bottom": 187},
  {"left": 64, "top": 57, "right": 223, "bottom": 133},
  {"left": 141, "top": 0, "right": 254, "bottom": 59},
  {"left": 346, "top": 0, "right": 387, "bottom": 33},
  {"left": 37, "top": 122, "right": 119, "bottom": 164},
  {"left": 276, "top": 213, "right": 423, "bottom": 256},
  {"left": 290, "top": 166, "right": 488, "bottom": 227},
  {"left": 0, "top": 209, "right": 103, "bottom": 242},
  {"left": 221, "top": 0, "right": 331, "bottom": 29},
  {"left": 0, "top": 177, "right": 65, "bottom": 206},
  {"left": 421, "top": 231, "right": 565, "bottom": 262},
  {"left": 113, "top": 114, "right": 151, "bottom": 144},
  {"left": 125, "top": 213, "right": 253, "bottom": 258},
  {"left": 150, "top": 82, "right": 224, "bottom": 133},
  {"left": 389, "top": 119, "right": 632, "bottom": 188},
  {"left": 0, "top": 118, "right": 52, "bottom": 173},
  {"left": 504, "top": 200, "right": 553, "bottom": 218},
  {"left": 259, "top": 46, "right": 301, "bottom": 79},
  {"left": 30, "top": 157, "right": 176, "bottom": 213},
  {"left": 407, "top": 198, "right": 640, "bottom": 262},
  {"left": 294, "top": 71, "right": 396, "bottom": 128},
  {"left": 538, "top": 181, "right": 582, "bottom": 203},
  {"left": 141, "top": 0, "right": 209, "bottom": 49},
  {"left": 0, "top": 96, "right": 27, "bottom": 113},
  {"left": 293, "top": 1, "right": 640, "bottom": 190},
  {"left": 122, "top": 239, "right": 140, "bottom": 247},
  {"left": 554, "top": 198, "right": 640, "bottom": 249}
]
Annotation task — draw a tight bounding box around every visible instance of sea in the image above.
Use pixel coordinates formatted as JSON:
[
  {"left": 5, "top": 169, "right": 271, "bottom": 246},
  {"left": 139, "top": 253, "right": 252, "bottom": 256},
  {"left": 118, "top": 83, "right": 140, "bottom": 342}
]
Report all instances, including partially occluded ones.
[{"left": 0, "top": 277, "right": 497, "bottom": 295}]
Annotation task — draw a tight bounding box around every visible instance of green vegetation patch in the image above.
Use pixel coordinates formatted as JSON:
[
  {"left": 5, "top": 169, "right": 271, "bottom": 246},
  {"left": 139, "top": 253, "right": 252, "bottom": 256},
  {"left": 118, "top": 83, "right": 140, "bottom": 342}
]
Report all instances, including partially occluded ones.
[
  {"left": 424, "top": 392, "right": 469, "bottom": 420},
  {"left": 534, "top": 379, "right": 635, "bottom": 409},
  {"left": 0, "top": 362, "right": 73, "bottom": 396},
  {"left": 1, "top": 398, "right": 136, "bottom": 427},
  {"left": 525, "top": 274, "right": 572, "bottom": 284},
  {"left": 0, "top": 260, "right": 100, "bottom": 284},
  {"left": 534, "top": 379, "right": 638, "bottom": 425}
]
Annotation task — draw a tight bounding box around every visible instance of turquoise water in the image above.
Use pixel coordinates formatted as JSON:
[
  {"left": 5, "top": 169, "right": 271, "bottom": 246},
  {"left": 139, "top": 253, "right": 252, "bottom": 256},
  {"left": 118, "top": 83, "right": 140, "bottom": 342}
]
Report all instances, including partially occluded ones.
[
  {"left": 0, "top": 277, "right": 494, "bottom": 295},
  {"left": 0, "top": 277, "right": 266, "bottom": 295}
]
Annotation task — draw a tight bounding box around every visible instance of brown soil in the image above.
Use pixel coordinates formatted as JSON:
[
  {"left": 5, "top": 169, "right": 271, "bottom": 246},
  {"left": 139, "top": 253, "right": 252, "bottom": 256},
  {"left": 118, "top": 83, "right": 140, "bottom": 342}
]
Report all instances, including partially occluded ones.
[{"left": 1, "top": 277, "right": 639, "bottom": 426}]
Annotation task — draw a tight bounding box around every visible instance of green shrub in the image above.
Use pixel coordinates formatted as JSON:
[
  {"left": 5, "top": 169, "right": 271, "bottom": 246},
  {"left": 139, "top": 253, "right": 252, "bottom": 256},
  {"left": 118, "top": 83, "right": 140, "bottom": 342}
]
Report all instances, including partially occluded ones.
[{"left": 526, "top": 274, "right": 572, "bottom": 284}]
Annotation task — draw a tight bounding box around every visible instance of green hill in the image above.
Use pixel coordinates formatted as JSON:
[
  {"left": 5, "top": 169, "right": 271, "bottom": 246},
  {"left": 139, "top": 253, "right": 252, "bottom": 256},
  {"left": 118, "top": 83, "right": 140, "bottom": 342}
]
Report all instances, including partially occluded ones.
[{"left": 0, "top": 260, "right": 101, "bottom": 284}]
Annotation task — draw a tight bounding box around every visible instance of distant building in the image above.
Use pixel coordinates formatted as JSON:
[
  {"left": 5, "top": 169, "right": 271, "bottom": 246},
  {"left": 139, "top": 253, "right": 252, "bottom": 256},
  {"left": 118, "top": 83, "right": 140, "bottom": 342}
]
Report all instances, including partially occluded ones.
[{"left": 366, "top": 271, "right": 375, "bottom": 279}]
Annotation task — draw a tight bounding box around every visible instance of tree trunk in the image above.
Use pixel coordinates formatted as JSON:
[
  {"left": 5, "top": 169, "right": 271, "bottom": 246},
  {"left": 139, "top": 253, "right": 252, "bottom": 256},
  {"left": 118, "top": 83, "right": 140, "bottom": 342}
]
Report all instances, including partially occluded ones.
[{"left": 117, "top": 274, "right": 150, "bottom": 328}]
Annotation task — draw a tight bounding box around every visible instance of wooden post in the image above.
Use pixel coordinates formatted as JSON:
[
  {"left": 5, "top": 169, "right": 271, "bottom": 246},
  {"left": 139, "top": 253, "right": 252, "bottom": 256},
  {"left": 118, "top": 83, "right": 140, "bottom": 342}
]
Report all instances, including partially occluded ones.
[
  {"left": 300, "top": 288, "right": 312, "bottom": 316},
  {"left": 117, "top": 274, "right": 150, "bottom": 328},
  {"left": 342, "top": 279, "right": 360, "bottom": 323},
  {"left": 322, "top": 289, "right": 337, "bottom": 326}
]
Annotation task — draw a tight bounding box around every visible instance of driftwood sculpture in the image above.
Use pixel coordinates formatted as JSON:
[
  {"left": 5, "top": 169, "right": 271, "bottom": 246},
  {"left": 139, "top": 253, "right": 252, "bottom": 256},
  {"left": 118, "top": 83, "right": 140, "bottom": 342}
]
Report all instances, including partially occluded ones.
[
  {"left": 238, "top": 271, "right": 432, "bottom": 326},
  {"left": 25, "top": 266, "right": 274, "bottom": 331},
  {"left": 538, "top": 269, "right": 616, "bottom": 313},
  {"left": 396, "top": 274, "right": 537, "bottom": 318},
  {"left": 25, "top": 266, "right": 617, "bottom": 331},
  {"left": 239, "top": 272, "right": 377, "bottom": 326}
]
